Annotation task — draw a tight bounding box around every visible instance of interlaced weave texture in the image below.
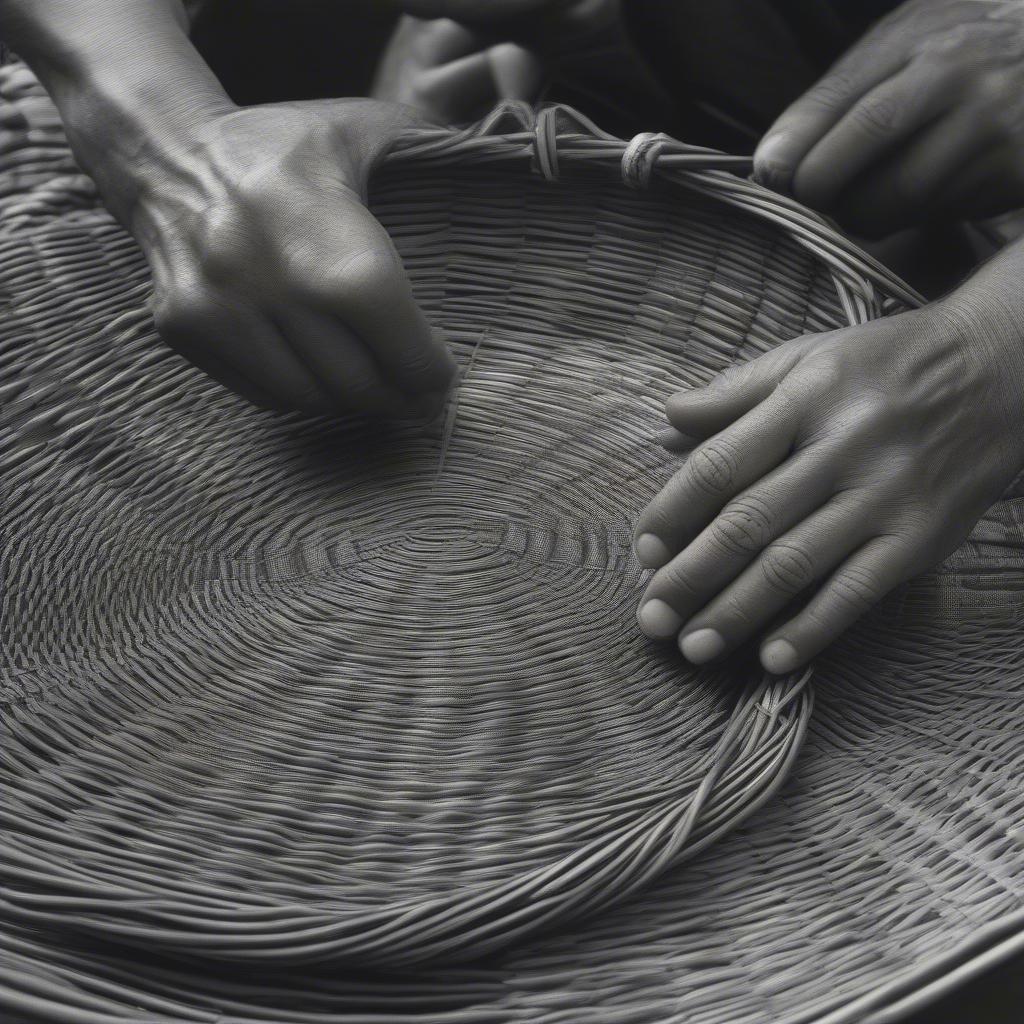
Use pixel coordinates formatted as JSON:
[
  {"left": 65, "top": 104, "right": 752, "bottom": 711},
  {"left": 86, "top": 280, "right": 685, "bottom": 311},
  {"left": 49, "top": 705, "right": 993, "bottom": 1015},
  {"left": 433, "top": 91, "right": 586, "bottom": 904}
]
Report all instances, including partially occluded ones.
[{"left": 1, "top": 64, "right": 1023, "bottom": 1024}]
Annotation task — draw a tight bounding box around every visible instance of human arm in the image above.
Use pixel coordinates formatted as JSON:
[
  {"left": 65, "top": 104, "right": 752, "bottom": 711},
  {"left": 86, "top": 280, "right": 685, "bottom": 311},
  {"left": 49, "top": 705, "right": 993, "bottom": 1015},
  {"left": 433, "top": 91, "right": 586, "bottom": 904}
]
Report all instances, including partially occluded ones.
[{"left": 0, "top": 0, "right": 456, "bottom": 417}]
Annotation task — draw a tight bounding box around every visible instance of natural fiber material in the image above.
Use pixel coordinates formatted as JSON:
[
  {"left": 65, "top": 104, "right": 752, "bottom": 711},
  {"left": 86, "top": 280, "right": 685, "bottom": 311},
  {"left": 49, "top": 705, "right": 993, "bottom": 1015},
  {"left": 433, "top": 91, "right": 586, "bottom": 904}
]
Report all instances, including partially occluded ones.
[{"left": 1, "top": 63, "right": 1023, "bottom": 1024}]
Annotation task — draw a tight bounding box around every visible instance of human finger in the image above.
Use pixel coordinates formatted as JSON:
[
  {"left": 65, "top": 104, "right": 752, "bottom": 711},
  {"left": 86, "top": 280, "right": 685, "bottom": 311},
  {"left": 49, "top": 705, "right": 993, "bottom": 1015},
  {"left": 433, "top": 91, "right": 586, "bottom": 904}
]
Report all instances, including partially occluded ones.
[
  {"left": 276, "top": 308, "right": 442, "bottom": 419},
  {"left": 635, "top": 448, "right": 839, "bottom": 641},
  {"left": 673, "top": 492, "right": 872, "bottom": 662},
  {"left": 153, "top": 288, "right": 333, "bottom": 414},
  {"left": 489, "top": 42, "right": 545, "bottom": 100},
  {"left": 293, "top": 199, "right": 457, "bottom": 396},
  {"left": 633, "top": 387, "right": 801, "bottom": 572},
  {"left": 415, "top": 49, "right": 502, "bottom": 121},
  {"left": 753, "top": 42, "right": 909, "bottom": 194},
  {"left": 759, "top": 535, "right": 916, "bottom": 674},
  {"left": 792, "top": 57, "right": 963, "bottom": 212},
  {"left": 663, "top": 342, "right": 807, "bottom": 441},
  {"left": 835, "top": 109, "right": 1023, "bottom": 234}
]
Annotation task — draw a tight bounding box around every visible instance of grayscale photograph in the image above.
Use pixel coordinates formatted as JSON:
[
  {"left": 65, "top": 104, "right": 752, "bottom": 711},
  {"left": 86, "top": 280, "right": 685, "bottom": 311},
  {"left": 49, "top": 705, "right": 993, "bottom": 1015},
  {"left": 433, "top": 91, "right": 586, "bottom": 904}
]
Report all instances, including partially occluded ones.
[{"left": 0, "top": 3, "right": 1022, "bottom": 1023}]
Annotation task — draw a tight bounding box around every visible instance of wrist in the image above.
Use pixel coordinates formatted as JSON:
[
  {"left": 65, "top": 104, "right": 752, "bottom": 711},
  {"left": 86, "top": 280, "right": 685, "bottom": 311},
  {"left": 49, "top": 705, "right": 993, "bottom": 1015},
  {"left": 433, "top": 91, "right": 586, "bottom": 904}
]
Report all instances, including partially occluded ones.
[
  {"left": 3, "top": 0, "right": 235, "bottom": 228},
  {"left": 933, "top": 259, "right": 1024, "bottom": 458},
  {"left": 60, "top": 65, "right": 235, "bottom": 226}
]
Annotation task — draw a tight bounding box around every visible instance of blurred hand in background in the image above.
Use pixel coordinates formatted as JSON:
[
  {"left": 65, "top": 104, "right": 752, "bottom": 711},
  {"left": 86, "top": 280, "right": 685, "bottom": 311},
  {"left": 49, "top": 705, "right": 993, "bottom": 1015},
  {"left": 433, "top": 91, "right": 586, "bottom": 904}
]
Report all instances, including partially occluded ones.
[{"left": 754, "top": 0, "right": 1024, "bottom": 237}]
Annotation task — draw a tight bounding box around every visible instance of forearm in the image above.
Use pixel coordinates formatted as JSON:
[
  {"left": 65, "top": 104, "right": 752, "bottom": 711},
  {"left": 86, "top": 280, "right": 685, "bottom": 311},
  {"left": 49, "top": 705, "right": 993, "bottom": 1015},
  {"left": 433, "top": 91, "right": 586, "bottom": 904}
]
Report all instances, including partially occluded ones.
[
  {"left": 937, "top": 236, "right": 1024, "bottom": 437},
  {"left": 0, "top": 0, "right": 234, "bottom": 221}
]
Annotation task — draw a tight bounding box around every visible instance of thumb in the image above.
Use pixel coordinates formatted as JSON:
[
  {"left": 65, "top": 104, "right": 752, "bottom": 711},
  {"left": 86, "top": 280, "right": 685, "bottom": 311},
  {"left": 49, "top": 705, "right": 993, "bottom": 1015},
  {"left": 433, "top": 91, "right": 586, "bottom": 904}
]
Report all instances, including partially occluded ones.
[
  {"left": 666, "top": 340, "right": 810, "bottom": 439},
  {"left": 318, "top": 98, "right": 439, "bottom": 199}
]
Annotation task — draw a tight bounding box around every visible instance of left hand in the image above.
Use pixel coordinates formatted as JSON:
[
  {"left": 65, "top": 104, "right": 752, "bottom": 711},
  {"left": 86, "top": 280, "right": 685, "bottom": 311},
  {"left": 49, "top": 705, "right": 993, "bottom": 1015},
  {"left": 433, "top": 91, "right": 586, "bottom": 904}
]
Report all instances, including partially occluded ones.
[
  {"left": 632, "top": 282, "right": 1024, "bottom": 675},
  {"left": 753, "top": 0, "right": 1024, "bottom": 236}
]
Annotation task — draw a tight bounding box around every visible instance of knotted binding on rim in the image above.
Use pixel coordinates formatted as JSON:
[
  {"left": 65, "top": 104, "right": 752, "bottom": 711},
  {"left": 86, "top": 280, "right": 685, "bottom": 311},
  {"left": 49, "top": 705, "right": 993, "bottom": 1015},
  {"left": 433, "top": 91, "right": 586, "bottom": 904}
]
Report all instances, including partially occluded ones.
[{"left": 387, "top": 102, "right": 924, "bottom": 325}]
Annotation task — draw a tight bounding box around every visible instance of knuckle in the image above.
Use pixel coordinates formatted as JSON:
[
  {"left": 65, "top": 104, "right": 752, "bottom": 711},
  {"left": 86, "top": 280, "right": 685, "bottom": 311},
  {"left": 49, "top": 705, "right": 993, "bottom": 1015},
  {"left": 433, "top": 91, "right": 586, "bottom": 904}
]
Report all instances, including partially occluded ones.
[
  {"left": 786, "top": 352, "right": 843, "bottom": 397},
  {"left": 643, "top": 500, "right": 681, "bottom": 540},
  {"left": 719, "top": 594, "right": 759, "bottom": 629},
  {"left": 197, "top": 215, "right": 250, "bottom": 286},
  {"left": 806, "top": 71, "right": 858, "bottom": 112},
  {"left": 278, "top": 242, "right": 323, "bottom": 290},
  {"left": 711, "top": 495, "right": 775, "bottom": 555},
  {"left": 709, "top": 362, "right": 746, "bottom": 390},
  {"left": 233, "top": 156, "right": 287, "bottom": 210},
  {"left": 760, "top": 542, "right": 816, "bottom": 595},
  {"left": 200, "top": 249, "right": 232, "bottom": 288},
  {"left": 333, "top": 246, "right": 403, "bottom": 303},
  {"left": 829, "top": 564, "right": 884, "bottom": 612},
  {"left": 406, "top": 79, "right": 434, "bottom": 108},
  {"left": 842, "top": 390, "right": 893, "bottom": 433},
  {"left": 687, "top": 440, "right": 738, "bottom": 498},
  {"left": 414, "top": 18, "right": 461, "bottom": 61},
  {"left": 659, "top": 562, "right": 702, "bottom": 601},
  {"left": 852, "top": 92, "right": 900, "bottom": 136}
]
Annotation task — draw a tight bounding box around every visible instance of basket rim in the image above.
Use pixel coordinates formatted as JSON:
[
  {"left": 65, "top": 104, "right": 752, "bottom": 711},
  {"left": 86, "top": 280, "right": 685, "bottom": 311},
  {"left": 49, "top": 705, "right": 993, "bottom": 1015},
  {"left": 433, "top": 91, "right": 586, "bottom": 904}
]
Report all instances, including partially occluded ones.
[{"left": 383, "top": 101, "right": 925, "bottom": 323}]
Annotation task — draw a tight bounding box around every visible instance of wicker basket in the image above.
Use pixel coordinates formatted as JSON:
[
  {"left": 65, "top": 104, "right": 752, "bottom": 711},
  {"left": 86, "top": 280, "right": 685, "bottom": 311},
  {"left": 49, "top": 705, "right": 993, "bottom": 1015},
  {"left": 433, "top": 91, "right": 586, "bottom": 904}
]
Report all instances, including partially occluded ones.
[{"left": 1, "top": 63, "right": 1023, "bottom": 1024}]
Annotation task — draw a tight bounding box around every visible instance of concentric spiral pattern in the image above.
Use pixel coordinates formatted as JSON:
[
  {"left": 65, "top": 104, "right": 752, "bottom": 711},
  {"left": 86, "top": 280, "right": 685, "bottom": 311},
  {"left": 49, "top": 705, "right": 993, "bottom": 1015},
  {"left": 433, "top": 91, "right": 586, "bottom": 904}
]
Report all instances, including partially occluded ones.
[
  {"left": 4, "top": 66, "right": 1023, "bottom": 1024},
  {"left": 0, "top": 103, "right": 822, "bottom": 966}
]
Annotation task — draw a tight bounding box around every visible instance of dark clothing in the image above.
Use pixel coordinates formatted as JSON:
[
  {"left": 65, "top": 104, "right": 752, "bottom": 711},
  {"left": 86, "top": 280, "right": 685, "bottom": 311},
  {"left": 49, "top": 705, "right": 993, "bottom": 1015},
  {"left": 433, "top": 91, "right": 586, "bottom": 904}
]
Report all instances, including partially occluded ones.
[
  {"left": 621, "top": 0, "right": 901, "bottom": 149},
  {"left": 191, "top": 2, "right": 901, "bottom": 148}
]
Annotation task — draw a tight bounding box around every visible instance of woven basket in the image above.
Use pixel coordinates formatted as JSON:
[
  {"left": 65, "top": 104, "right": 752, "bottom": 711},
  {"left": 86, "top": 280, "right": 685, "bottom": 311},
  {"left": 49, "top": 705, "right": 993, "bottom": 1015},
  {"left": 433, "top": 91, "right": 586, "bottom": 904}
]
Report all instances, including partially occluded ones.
[{"left": 2, "top": 62, "right": 1023, "bottom": 1023}]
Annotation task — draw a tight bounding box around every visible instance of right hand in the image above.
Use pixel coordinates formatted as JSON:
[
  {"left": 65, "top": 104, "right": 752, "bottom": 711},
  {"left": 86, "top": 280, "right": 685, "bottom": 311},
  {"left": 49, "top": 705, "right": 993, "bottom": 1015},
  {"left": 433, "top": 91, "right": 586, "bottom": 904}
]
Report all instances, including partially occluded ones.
[
  {"left": 394, "top": 0, "right": 628, "bottom": 62},
  {"left": 372, "top": 16, "right": 544, "bottom": 124},
  {"left": 93, "top": 98, "right": 458, "bottom": 418}
]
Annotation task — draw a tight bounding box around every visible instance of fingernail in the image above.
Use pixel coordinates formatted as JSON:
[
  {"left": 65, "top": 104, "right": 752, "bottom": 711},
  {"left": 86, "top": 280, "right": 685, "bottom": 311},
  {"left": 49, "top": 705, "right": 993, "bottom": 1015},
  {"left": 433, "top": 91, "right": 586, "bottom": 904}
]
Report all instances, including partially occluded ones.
[
  {"left": 752, "top": 136, "right": 791, "bottom": 192},
  {"left": 754, "top": 160, "right": 791, "bottom": 193},
  {"left": 635, "top": 533, "right": 671, "bottom": 568},
  {"left": 679, "top": 628, "right": 726, "bottom": 665},
  {"left": 637, "top": 598, "right": 683, "bottom": 638},
  {"left": 761, "top": 638, "right": 800, "bottom": 675}
]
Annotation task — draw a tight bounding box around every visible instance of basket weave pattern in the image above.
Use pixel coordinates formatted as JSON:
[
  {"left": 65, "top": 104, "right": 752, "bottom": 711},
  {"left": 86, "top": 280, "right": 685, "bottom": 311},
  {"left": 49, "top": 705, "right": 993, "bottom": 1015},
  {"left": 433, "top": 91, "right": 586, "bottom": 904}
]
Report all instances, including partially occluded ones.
[{"left": 1, "top": 65, "right": 1024, "bottom": 1024}]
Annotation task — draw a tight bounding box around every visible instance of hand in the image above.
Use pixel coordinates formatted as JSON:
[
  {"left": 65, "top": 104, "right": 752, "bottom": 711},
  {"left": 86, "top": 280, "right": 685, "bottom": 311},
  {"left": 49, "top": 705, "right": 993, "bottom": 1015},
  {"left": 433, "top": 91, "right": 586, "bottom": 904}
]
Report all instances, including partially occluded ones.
[
  {"left": 391, "top": 0, "right": 667, "bottom": 132},
  {"left": 395, "top": 0, "right": 639, "bottom": 70},
  {"left": 4, "top": 2, "right": 454, "bottom": 417},
  {"left": 632, "top": 286, "right": 1024, "bottom": 675},
  {"left": 106, "top": 100, "right": 457, "bottom": 418},
  {"left": 754, "top": 0, "right": 1024, "bottom": 236},
  {"left": 372, "top": 15, "right": 544, "bottom": 124},
  {"left": 394, "top": 1, "right": 583, "bottom": 41}
]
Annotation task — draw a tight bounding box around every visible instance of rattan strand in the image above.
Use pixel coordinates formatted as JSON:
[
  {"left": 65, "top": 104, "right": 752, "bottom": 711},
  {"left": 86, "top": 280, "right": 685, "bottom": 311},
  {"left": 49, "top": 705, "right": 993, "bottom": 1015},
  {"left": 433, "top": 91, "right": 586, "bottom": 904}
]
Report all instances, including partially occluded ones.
[{"left": 1, "top": 65, "right": 1023, "bottom": 1024}]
